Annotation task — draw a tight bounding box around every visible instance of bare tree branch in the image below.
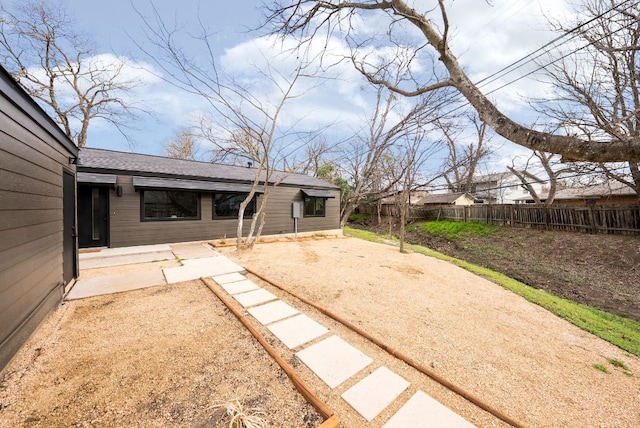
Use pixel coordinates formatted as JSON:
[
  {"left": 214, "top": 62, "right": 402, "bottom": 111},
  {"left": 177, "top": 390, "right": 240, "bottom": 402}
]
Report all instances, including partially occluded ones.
[{"left": 266, "top": 0, "right": 640, "bottom": 162}]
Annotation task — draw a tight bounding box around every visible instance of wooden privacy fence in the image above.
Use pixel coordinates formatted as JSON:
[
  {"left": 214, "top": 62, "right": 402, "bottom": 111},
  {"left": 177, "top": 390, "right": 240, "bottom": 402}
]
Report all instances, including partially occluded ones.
[{"left": 404, "top": 204, "right": 640, "bottom": 235}]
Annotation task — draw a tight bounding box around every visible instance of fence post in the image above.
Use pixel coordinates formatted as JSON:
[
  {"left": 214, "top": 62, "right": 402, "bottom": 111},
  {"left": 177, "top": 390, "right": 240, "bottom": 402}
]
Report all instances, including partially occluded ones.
[
  {"left": 464, "top": 205, "right": 468, "bottom": 222},
  {"left": 544, "top": 206, "right": 550, "bottom": 230},
  {"left": 587, "top": 205, "right": 597, "bottom": 234}
]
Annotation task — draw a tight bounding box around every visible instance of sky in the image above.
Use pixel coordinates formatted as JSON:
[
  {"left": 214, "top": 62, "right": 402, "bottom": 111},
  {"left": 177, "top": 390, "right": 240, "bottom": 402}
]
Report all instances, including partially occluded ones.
[{"left": 8, "top": 0, "right": 578, "bottom": 177}]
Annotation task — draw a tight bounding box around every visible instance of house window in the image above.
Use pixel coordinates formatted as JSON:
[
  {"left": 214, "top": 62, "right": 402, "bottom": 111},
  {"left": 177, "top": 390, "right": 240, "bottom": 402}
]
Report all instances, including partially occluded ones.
[
  {"left": 142, "top": 190, "right": 200, "bottom": 220},
  {"left": 304, "top": 196, "right": 326, "bottom": 217},
  {"left": 214, "top": 193, "right": 256, "bottom": 219}
]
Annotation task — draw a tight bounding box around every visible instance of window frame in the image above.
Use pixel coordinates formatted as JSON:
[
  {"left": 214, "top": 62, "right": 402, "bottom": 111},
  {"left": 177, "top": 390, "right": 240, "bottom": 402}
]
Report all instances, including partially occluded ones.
[
  {"left": 140, "top": 189, "right": 201, "bottom": 222},
  {"left": 213, "top": 192, "right": 257, "bottom": 220},
  {"left": 303, "top": 196, "right": 326, "bottom": 217}
]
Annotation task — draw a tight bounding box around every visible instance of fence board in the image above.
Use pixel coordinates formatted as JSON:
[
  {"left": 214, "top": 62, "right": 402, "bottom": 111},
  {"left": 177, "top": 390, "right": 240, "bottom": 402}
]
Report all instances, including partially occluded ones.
[{"left": 400, "top": 204, "right": 640, "bottom": 236}]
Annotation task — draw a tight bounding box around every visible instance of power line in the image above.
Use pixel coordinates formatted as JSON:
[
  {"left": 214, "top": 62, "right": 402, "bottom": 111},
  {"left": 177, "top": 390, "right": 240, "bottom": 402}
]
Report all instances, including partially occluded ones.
[{"left": 323, "top": 0, "right": 640, "bottom": 175}]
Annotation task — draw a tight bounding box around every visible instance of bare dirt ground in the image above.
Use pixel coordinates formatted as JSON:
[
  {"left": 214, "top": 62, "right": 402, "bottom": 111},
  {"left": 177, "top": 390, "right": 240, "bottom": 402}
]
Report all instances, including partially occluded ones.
[
  {"left": 350, "top": 219, "right": 640, "bottom": 322},
  {"left": 219, "top": 237, "right": 640, "bottom": 428},
  {"left": 0, "top": 237, "right": 639, "bottom": 428},
  {"left": 0, "top": 278, "right": 320, "bottom": 428}
]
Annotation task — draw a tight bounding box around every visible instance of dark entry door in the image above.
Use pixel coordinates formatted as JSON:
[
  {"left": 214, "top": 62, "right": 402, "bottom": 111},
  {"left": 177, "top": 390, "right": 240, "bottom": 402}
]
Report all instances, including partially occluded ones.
[
  {"left": 78, "top": 185, "right": 109, "bottom": 248},
  {"left": 62, "top": 170, "right": 77, "bottom": 283}
]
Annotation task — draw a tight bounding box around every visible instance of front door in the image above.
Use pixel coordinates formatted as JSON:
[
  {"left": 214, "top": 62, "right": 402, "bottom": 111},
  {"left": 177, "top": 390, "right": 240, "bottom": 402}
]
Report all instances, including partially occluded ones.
[
  {"left": 63, "top": 170, "right": 77, "bottom": 283},
  {"left": 78, "top": 185, "right": 109, "bottom": 248}
]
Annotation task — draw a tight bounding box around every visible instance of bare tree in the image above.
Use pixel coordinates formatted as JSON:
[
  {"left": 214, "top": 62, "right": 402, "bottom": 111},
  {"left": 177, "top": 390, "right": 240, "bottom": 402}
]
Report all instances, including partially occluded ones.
[
  {"left": 165, "top": 129, "right": 200, "bottom": 160},
  {"left": 266, "top": 0, "right": 640, "bottom": 162},
  {"left": 508, "top": 151, "right": 576, "bottom": 205},
  {"left": 536, "top": 0, "right": 640, "bottom": 201},
  {"left": 388, "top": 125, "right": 439, "bottom": 252},
  {"left": 439, "top": 114, "right": 493, "bottom": 193},
  {"left": 338, "top": 82, "right": 438, "bottom": 226},
  {"left": 137, "top": 8, "right": 317, "bottom": 249},
  {"left": 297, "top": 139, "right": 335, "bottom": 176},
  {"left": 0, "top": 0, "right": 145, "bottom": 147}
]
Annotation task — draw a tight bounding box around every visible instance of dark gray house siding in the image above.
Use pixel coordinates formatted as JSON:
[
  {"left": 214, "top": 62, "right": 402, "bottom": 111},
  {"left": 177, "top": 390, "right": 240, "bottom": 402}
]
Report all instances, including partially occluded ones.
[
  {"left": 77, "top": 148, "right": 340, "bottom": 248},
  {"left": 0, "top": 67, "right": 78, "bottom": 373}
]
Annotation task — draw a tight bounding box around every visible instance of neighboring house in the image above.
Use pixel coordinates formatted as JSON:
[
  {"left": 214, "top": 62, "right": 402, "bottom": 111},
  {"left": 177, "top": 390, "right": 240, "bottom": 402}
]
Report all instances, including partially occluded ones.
[
  {"left": 76, "top": 148, "right": 341, "bottom": 248},
  {"left": 357, "top": 191, "right": 428, "bottom": 217},
  {"left": 461, "top": 171, "right": 546, "bottom": 204},
  {"left": 416, "top": 192, "right": 476, "bottom": 206},
  {"left": 516, "top": 182, "right": 638, "bottom": 206},
  {"left": 0, "top": 66, "right": 78, "bottom": 373}
]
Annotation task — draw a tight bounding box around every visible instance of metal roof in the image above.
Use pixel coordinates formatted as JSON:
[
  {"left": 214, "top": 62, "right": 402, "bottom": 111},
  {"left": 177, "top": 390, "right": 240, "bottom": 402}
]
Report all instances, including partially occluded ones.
[
  {"left": 77, "top": 172, "right": 117, "bottom": 186},
  {"left": 132, "top": 176, "right": 264, "bottom": 193},
  {"left": 301, "top": 189, "right": 336, "bottom": 198},
  {"left": 78, "top": 147, "right": 338, "bottom": 189}
]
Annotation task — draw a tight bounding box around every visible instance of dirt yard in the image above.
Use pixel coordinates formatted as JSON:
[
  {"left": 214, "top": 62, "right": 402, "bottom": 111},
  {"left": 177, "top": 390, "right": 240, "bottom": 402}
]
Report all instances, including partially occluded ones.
[
  {"left": 0, "top": 236, "right": 639, "bottom": 427},
  {"left": 0, "top": 279, "right": 320, "bottom": 427},
  {"left": 351, "top": 219, "right": 640, "bottom": 322}
]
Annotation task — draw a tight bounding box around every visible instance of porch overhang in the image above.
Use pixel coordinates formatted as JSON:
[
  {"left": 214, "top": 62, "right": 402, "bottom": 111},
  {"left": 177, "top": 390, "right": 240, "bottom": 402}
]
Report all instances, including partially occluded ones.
[
  {"left": 132, "top": 176, "right": 264, "bottom": 193},
  {"left": 77, "top": 172, "right": 117, "bottom": 187},
  {"left": 301, "top": 188, "right": 336, "bottom": 198}
]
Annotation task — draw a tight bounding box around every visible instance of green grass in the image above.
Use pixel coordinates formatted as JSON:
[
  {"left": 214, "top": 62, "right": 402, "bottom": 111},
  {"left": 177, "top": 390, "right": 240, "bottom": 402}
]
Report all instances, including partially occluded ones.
[
  {"left": 348, "top": 213, "right": 370, "bottom": 222},
  {"left": 593, "top": 364, "right": 609, "bottom": 373},
  {"left": 343, "top": 226, "right": 640, "bottom": 357},
  {"left": 408, "top": 220, "right": 498, "bottom": 240}
]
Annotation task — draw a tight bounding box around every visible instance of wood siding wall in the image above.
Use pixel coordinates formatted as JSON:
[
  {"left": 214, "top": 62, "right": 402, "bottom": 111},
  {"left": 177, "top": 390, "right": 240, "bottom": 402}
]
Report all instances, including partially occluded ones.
[
  {"left": 107, "top": 175, "right": 340, "bottom": 247},
  {"left": 0, "top": 95, "right": 76, "bottom": 372}
]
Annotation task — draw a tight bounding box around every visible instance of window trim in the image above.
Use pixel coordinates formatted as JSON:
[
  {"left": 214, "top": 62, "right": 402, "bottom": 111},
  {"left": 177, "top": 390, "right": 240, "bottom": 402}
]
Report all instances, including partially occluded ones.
[
  {"left": 303, "top": 196, "right": 326, "bottom": 217},
  {"left": 140, "top": 189, "right": 201, "bottom": 222},
  {"left": 213, "top": 192, "right": 257, "bottom": 220}
]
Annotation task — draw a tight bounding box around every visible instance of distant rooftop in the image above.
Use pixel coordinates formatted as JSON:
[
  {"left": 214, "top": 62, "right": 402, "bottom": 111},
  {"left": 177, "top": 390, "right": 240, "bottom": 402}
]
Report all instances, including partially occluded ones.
[
  {"left": 78, "top": 147, "right": 338, "bottom": 189},
  {"left": 416, "top": 192, "right": 475, "bottom": 204}
]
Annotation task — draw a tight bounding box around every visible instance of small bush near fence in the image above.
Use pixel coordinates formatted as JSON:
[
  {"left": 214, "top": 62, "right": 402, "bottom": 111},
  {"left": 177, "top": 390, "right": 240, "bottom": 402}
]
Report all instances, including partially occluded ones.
[{"left": 403, "top": 204, "right": 640, "bottom": 236}]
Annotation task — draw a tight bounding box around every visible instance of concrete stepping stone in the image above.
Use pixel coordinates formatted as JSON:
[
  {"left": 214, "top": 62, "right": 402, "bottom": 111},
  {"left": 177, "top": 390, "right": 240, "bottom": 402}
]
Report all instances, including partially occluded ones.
[
  {"left": 382, "top": 390, "right": 476, "bottom": 428},
  {"left": 296, "top": 335, "right": 373, "bottom": 388},
  {"left": 248, "top": 300, "right": 300, "bottom": 325},
  {"left": 212, "top": 272, "right": 246, "bottom": 284},
  {"left": 219, "top": 279, "right": 260, "bottom": 295},
  {"left": 80, "top": 250, "right": 175, "bottom": 269},
  {"left": 66, "top": 269, "right": 166, "bottom": 300},
  {"left": 341, "top": 366, "right": 410, "bottom": 422},
  {"left": 267, "top": 314, "right": 329, "bottom": 349},
  {"left": 163, "top": 257, "right": 243, "bottom": 283},
  {"left": 79, "top": 244, "right": 172, "bottom": 260},
  {"left": 170, "top": 242, "right": 218, "bottom": 259},
  {"left": 232, "top": 288, "right": 278, "bottom": 308}
]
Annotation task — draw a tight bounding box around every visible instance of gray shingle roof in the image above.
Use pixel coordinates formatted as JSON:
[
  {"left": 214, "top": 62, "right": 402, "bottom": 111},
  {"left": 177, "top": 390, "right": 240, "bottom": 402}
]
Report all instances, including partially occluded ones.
[{"left": 78, "top": 148, "right": 338, "bottom": 189}]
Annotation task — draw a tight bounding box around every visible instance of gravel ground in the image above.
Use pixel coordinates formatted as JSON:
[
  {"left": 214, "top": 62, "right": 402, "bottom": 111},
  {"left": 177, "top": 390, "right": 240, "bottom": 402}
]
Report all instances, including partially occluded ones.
[
  {"left": 1, "top": 236, "right": 638, "bottom": 428},
  {"left": 219, "top": 237, "right": 640, "bottom": 428},
  {"left": 0, "top": 280, "right": 320, "bottom": 427}
]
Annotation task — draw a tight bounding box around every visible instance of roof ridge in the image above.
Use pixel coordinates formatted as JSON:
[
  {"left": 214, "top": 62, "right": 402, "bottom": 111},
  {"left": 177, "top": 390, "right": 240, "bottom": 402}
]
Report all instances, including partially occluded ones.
[{"left": 79, "top": 146, "right": 314, "bottom": 178}]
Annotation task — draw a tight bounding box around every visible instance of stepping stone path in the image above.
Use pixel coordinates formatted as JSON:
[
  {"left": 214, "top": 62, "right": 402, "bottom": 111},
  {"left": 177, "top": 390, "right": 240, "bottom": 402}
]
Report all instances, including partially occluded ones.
[
  {"left": 211, "top": 268, "right": 478, "bottom": 427},
  {"left": 73, "top": 244, "right": 478, "bottom": 426}
]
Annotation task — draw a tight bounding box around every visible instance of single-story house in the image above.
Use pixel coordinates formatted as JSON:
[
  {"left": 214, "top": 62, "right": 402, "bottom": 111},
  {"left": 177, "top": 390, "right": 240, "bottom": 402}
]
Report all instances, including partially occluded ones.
[
  {"left": 416, "top": 192, "right": 476, "bottom": 206},
  {"left": 76, "top": 147, "right": 341, "bottom": 248},
  {"left": 0, "top": 66, "right": 78, "bottom": 373},
  {"left": 516, "top": 182, "right": 638, "bottom": 206}
]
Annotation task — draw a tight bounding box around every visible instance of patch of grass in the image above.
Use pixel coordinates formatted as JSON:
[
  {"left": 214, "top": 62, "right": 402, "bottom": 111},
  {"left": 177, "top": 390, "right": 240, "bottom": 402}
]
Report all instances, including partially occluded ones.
[
  {"left": 465, "top": 244, "right": 504, "bottom": 255},
  {"left": 593, "top": 364, "right": 609, "bottom": 373},
  {"left": 411, "top": 220, "right": 498, "bottom": 241},
  {"left": 608, "top": 358, "right": 633, "bottom": 376},
  {"left": 343, "top": 226, "right": 640, "bottom": 357},
  {"left": 608, "top": 358, "right": 629, "bottom": 370},
  {"left": 348, "top": 213, "right": 370, "bottom": 222}
]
